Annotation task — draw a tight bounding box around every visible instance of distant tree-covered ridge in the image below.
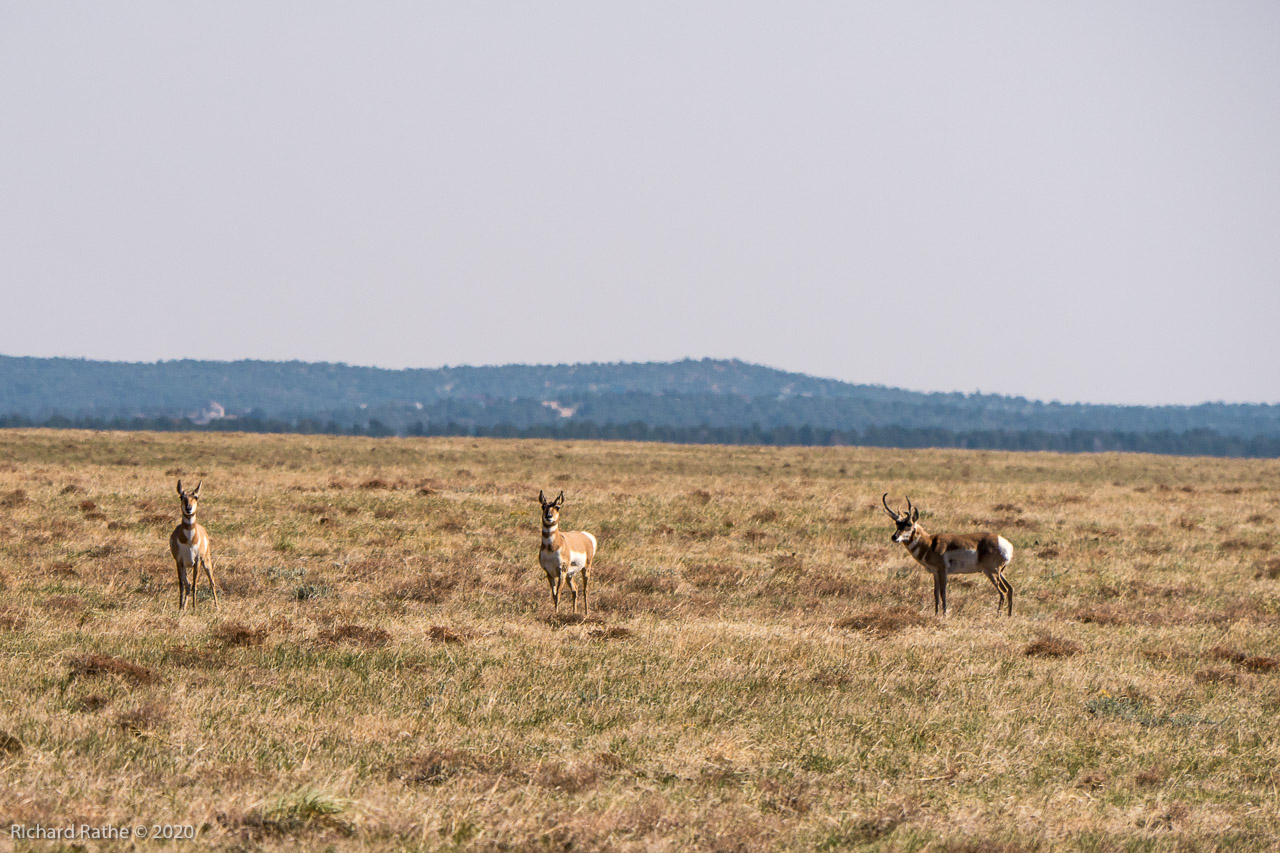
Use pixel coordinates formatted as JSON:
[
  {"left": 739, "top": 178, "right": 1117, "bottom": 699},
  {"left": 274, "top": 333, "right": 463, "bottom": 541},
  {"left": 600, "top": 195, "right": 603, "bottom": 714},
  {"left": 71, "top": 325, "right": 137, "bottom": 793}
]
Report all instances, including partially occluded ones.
[{"left": 1, "top": 354, "right": 1277, "bottom": 456}]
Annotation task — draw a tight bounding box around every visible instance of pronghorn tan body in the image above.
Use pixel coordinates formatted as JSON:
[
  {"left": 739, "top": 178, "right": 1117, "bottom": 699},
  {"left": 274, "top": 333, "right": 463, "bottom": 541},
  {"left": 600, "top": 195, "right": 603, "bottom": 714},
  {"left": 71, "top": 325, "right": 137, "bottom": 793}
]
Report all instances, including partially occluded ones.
[
  {"left": 883, "top": 494, "right": 1013, "bottom": 616},
  {"left": 538, "top": 490, "right": 597, "bottom": 616},
  {"left": 169, "top": 480, "right": 219, "bottom": 611}
]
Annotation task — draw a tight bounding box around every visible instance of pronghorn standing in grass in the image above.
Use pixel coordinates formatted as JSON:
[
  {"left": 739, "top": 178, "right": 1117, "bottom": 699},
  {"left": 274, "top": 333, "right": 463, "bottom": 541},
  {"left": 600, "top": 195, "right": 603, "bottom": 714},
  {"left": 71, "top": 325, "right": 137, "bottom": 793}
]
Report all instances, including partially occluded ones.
[
  {"left": 170, "top": 480, "right": 219, "bottom": 611},
  {"left": 882, "top": 494, "right": 1014, "bottom": 616},
  {"left": 538, "top": 490, "right": 597, "bottom": 616}
]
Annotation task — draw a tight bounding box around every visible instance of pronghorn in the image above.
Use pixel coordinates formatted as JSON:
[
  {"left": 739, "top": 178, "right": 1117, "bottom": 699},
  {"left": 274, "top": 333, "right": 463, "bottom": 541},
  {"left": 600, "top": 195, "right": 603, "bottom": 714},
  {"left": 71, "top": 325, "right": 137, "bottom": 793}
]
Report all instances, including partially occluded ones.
[
  {"left": 538, "top": 490, "right": 597, "bottom": 616},
  {"left": 169, "top": 480, "right": 219, "bottom": 611},
  {"left": 882, "top": 494, "right": 1013, "bottom": 616}
]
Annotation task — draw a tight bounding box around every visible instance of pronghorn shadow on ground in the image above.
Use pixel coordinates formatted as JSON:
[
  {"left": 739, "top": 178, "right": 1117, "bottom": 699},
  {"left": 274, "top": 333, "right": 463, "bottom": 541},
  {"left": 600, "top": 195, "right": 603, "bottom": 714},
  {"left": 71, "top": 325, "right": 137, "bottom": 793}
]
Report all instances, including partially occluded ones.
[{"left": 541, "top": 613, "right": 605, "bottom": 629}]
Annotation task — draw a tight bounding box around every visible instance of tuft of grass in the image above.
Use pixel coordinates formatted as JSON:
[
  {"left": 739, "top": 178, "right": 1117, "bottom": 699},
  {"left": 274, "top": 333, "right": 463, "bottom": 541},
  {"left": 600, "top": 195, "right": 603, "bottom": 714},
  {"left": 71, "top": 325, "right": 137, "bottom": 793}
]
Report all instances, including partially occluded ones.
[
  {"left": 385, "top": 574, "right": 456, "bottom": 604},
  {"left": 817, "top": 804, "right": 913, "bottom": 848},
  {"left": 0, "top": 731, "right": 22, "bottom": 756},
  {"left": 1084, "top": 692, "right": 1218, "bottom": 728},
  {"left": 293, "top": 582, "right": 330, "bottom": 601},
  {"left": 275, "top": 787, "right": 346, "bottom": 819},
  {"left": 115, "top": 701, "right": 169, "bottom": 736},
  {"left": 1023, "top": 634, "right": 1081, "bottom": 657},
  {"left": 1134, "top": 767, "right": 1167, "bottom": 787},
  {"left": 71, "top": 694, "right": 110, "bottom": 712},
  {"left": 1069, "top": 604, "right": 1133, "bottom": 625},
  {"left": 232, "top": 787, "right": 352, "bottom": 840}
]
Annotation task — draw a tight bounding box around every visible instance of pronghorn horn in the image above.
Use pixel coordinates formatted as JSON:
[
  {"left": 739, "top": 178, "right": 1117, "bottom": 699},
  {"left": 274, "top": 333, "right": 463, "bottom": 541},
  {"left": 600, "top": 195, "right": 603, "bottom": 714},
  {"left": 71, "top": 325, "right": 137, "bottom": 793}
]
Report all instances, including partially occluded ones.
[
  {"left": 882, "top": 493, "right": 901, "bottom": 520},
  {"left": 905, "top": 496, "right": 914, "bottom": 517}
]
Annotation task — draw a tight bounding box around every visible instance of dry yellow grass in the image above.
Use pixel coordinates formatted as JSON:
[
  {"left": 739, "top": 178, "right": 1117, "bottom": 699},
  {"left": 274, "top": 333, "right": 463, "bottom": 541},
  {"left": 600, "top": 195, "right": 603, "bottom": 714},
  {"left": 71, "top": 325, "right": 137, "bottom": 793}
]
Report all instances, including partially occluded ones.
[{"left": 0, "top": 429, "right": 1278, "bottom": 850}]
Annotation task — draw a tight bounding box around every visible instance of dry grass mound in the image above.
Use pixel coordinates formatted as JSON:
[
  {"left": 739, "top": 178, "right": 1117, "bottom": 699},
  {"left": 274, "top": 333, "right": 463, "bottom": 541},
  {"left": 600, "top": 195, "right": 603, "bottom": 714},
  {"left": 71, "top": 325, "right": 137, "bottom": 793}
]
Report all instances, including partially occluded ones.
[
  {"left": 1023, "top": 634, "right": 1082, "bottom": 658},
  {"left": 317, "top": 624, "right": 391, "bottom": 648},
  {"left": 66, "top": 653, "right": 159, "bottom": 685},
  {"left": 426, "top": 625, "right": 468, "bottom": 644},
  {"left": 391, "top": 748, "right": 508, "bottom": 786},
  {"left": 588, "top": 625, "right": 633, "bottom": 641},
  {"left": 211, "top": 621, "right": 268, "bottom": 647},
  {"left": 1210, "top": 646, "right": 1279, "bottom": 672},
  {"left": 837, "top": 605, "right": 928, "bottom": 635}
]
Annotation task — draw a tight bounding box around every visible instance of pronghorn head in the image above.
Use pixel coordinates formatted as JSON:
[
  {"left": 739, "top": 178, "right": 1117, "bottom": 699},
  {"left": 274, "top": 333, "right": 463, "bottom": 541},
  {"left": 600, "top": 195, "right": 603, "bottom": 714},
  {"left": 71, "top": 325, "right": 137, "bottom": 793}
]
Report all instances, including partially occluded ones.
[
  {"left": 176, "top": 479, "right": 202, "bottom": 519},
  {"left": 882, "top": 493, "right": 919, "bottom": 544},
  {"left": 538, "top": 489, "right": 564, "bottom": 527}
]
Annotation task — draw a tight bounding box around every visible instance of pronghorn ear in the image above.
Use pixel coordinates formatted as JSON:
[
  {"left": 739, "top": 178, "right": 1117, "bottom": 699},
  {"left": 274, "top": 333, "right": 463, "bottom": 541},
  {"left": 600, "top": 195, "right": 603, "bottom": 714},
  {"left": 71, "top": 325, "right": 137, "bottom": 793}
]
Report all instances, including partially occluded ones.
[
  {"left": 192, "top": 481, "right": 202, "bottom": 498},
  {"left": 555, "top": 491, "right": 564, "bottom": 507},
  {"left": 911, "top": 507, "right": 919, "bottom": 522},
  {"left": 538, "top": 490, "right": 546, "bottom": 504},
  {"left": 176, "top": 480, "right": 184, "bottom": 496}
]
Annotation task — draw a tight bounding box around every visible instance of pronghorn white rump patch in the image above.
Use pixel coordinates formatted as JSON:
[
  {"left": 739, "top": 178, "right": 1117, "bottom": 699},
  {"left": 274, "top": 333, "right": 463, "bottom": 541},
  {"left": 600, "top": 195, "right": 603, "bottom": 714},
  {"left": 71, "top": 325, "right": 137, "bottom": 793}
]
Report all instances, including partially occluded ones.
[{"left": 996, "top": 536, "right": 1014, "bottom": 563}]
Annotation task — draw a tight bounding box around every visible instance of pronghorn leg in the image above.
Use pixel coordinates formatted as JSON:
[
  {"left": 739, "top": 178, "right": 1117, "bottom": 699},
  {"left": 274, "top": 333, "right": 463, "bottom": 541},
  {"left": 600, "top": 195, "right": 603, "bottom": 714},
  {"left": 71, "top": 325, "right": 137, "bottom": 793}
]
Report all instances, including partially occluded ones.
[
  {"left": 935, "top": 569, "right": 948, "bottom": 616},
  {"left": 203, "top": 555, "right": 220, "bottom": 610},
  {"left": 568, "top": 575, "right": 579, "bottom": 614},
  {"left": 581, "top": 570, "right": 589, "bottom": 617},
  {"left": 176, "top": 561, "right": 187, "bottom": 611},
  {"left": 1000, "top": 570, "right": 1013, "bottom": 616},
  {"left": 983, "top": 570, "right": 1005, "bottom": 614},
  {"left": 552, "top": 574, "right": 564, "bottom": 613}
]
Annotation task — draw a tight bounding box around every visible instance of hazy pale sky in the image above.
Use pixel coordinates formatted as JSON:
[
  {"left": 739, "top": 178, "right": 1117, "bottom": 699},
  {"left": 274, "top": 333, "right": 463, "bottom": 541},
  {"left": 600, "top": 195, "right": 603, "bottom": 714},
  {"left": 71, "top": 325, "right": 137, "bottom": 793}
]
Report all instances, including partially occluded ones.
[{"left": 2, "top": 2, "right": 1277, "bottom": 405}]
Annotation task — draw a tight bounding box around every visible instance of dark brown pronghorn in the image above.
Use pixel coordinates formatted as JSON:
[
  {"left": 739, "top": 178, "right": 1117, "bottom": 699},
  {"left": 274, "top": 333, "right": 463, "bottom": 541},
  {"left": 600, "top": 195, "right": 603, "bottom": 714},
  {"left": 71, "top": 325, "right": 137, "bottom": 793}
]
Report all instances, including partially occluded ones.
[
  {"left": 538, "top": 490, "right": 597, "bottom": 616},
  {"left": 883, "top": 494, "right": 1013, "bottom": 616},
  {"left": 169, "top": 480, "right": 219, "bottom": 611}
]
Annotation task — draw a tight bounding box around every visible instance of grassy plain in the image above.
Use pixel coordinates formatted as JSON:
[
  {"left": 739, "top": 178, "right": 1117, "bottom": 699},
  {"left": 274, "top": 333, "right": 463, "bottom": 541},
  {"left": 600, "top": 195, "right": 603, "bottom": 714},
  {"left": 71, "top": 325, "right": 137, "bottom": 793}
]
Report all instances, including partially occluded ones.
[{"left": 0, "top": 429, "right": 1277, "bottom": 851}]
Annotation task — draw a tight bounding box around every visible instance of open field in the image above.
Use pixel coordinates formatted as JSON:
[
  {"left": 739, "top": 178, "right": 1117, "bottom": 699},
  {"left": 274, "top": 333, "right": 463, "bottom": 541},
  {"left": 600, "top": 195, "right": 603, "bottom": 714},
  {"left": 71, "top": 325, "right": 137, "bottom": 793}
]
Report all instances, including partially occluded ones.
[{"left": 0, "top": 429, "right": 1278, "bottom": 851}]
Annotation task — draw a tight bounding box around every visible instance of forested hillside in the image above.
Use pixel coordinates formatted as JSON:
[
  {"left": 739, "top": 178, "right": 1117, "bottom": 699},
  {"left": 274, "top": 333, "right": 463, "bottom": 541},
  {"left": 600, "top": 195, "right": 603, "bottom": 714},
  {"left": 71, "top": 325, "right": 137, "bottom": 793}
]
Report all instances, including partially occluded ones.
[{"left": 2, "top": 355, "right": 1277, "bottom": 456}]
